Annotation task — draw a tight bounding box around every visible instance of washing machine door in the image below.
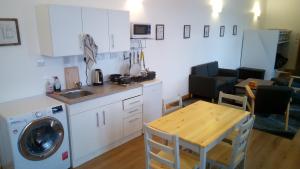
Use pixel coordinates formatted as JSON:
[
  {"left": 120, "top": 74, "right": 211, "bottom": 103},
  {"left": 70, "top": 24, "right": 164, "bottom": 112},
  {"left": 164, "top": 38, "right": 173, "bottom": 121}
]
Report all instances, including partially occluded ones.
[{"left": 18, "top": 117, "right": 64, "bottom": 161}]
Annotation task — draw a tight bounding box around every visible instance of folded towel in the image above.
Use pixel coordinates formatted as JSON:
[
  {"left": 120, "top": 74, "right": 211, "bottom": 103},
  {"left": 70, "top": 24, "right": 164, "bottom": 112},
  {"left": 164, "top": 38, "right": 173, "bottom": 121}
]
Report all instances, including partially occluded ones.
[{"left": 83, "top": 34, "right": 98, "bottom": 69}]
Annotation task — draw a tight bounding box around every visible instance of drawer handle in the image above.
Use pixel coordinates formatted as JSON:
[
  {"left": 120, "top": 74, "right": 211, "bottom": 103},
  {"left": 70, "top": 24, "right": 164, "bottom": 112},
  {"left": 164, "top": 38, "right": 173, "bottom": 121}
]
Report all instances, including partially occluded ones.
[
  {"left": 129, "top": 100, "right": 140, "bottom": 105},
  {"left": 96, "top": 113, "right": 99, "bottom": 127},
  {"left": 103, "top": 111, "right": 106, "bottom": 125},
  {"left": 129, "top": 118, "right": 140, "bottom": 123},
  {"left": 128, "top": 109, "right": 139, "bottom": 114}
]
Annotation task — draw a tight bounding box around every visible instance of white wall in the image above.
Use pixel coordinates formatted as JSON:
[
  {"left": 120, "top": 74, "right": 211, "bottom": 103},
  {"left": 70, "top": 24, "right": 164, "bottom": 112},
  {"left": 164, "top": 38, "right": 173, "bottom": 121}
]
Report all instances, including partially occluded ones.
[
  {"left": 0, "top": 0, "right": 263, "bottom": 103},
  {"left": 262, "top": 0, "right": 300, "bottom": 69}
]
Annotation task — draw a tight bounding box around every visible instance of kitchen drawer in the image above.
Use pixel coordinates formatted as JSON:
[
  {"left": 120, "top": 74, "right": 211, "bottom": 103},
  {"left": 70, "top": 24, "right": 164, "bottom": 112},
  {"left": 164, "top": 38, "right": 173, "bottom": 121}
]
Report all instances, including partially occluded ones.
[
  {"left": 123, "top": 105, "right": 142, "bottom": 118},
  {"left": 123, "top": 113, "right": 142, "bottom": 137},
  {"left": 123, "top": 95, "right": 143, "bottom": 110}
]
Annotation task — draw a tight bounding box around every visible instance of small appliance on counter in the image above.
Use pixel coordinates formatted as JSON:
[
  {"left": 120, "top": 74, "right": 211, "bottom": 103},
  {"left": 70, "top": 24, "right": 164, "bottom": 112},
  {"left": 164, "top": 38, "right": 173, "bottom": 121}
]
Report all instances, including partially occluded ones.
[
  {"left": 109, "top": 71, "right": 156, "bottom": 86},
  {"left": 92, "top": 69, "right": 103, "bottom": 86}
]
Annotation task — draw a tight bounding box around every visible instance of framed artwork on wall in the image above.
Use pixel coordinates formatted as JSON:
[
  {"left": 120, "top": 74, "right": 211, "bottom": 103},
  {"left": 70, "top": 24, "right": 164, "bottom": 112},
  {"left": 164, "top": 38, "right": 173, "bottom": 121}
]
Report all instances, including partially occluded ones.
[
  {"left": 183, "top": 25, "right": 191, "bottom": 39},
  {"left": 156, "top": 24, "right": 165, "bottom": 40},
  {"left": 220, "top": 26, "right": 225, "bottom": 37},
  {"left": 0, "top": 18, "right": 21, "bottom": 46},
  {"left": 233, "top": 25, "right": 238, "bottom": 35},
  {"left": 204, "top": 25, "right": 210, "bottom": 38}
]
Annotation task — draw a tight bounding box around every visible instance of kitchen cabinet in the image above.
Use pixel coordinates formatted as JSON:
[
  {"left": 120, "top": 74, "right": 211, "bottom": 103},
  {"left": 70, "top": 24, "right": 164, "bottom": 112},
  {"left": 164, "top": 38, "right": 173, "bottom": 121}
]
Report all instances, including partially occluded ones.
[
  {"left": 82, "top": 8, "right": 110, "bottom": 53},
  {"left": 67, "top": 87, "right": 143, "bottom": 167},
  {"left": 36, "top": 5, "right": 82, "bottom": 57},
  {"left": 142, "top": 80, "right": 163, "bottom": 123},
  {"left": 69, "top": 101, "right": 122, "bottom": 166},
  {"left": 36, "top": 5, "right": 130, "bottom": 57},
  {"left": 108, "top": 10, "right": 130, "bottom": 52}
]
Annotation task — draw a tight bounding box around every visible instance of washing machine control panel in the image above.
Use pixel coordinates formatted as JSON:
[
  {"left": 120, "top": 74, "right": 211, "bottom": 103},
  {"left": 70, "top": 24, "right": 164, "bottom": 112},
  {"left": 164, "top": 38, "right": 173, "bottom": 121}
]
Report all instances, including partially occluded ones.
[{"left": 52, "top": 105, "right": 64, "bottom": 114}]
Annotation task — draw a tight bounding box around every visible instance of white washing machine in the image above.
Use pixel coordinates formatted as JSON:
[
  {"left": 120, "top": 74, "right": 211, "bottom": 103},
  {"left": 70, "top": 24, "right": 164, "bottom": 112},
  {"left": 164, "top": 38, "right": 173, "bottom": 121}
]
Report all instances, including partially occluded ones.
[{"left": 0, "top": 95, "right": 70, "bottom": 169}]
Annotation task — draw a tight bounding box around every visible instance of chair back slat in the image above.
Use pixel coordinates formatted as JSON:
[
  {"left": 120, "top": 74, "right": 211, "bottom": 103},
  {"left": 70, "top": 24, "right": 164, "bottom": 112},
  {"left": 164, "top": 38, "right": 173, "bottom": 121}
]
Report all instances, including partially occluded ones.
[
  {"left": 230, "top": 116, "right": 255, "bottom": 168},
  {"left": 163, "top": 96, "right": 183, "bottom": 115},
  {"left": 150, "top": 152, "right": 175, "bottom": 168},
  {"left": 148, "top": 139, "right": 174, "bottom": 154},
  {"left": 218, "top": 91, "right": 247, "bottom": 110},
  {"left": 144, "top": 124, "right": 180, "bottom": 169}
]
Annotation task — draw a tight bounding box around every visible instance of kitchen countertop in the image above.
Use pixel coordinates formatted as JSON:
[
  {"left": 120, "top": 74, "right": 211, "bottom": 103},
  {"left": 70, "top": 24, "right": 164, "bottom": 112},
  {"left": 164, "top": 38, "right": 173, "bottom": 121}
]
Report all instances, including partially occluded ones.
[{"left": 48, "top": 82, "right": 143, "bottom": 105}]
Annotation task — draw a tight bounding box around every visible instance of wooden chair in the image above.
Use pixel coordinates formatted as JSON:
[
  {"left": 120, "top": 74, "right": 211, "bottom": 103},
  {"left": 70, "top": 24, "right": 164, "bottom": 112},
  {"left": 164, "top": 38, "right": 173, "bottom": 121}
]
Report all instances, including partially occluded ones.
[
  {"left": 289, "top": 75, "right": 300, "bottom": 92},
  {"left": 207, "top": 116, "right": 255, "bottom": 169},
  {"left": 163, "top": 96, "right": 183, "bottom": 115},
  {"left": 218, "top": 91, "right": 248, "bottom": 144},
  {"left": 144, "top": 124, "right": 200, "bottom": 169},
  {"left": 218, "top": 91, "right": 247, "bottom": 111},
  {"left": 245, "top": 85, "right": 292, "bottom": 131}
]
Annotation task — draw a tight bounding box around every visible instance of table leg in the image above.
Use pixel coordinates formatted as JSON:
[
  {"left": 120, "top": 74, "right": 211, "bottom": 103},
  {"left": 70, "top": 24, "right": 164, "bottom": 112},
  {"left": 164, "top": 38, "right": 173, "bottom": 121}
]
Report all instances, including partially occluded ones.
[{"left": 200, "top": 148, "right": 207, "bottom": 169}]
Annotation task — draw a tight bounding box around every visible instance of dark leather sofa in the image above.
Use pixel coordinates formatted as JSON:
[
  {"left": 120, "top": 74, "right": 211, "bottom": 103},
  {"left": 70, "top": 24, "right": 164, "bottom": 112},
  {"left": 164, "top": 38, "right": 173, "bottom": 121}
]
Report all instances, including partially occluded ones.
[{"left": 189, "top": 61, "right": 238, "bottom": 100}]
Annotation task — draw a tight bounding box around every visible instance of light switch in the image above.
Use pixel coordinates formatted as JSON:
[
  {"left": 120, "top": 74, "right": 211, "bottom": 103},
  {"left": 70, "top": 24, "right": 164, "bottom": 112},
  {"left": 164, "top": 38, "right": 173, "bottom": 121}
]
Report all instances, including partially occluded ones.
[{"left": 37, "top": 59, "right": 45, "bottom": 67}]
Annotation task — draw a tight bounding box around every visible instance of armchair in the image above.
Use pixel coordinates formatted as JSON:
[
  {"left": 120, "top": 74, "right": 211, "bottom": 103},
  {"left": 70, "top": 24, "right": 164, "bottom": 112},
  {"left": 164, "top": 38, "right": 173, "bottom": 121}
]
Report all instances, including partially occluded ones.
[
  {"left": 245, "top": 85, "right": 293, "bottom": 131},
  {"left": 189, "top": 61, "right": 238, "bottom": 100}
]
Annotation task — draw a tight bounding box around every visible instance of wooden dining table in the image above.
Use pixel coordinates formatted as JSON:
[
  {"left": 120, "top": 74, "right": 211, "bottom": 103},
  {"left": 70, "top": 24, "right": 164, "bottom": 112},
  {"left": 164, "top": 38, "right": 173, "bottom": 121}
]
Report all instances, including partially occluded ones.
[{"left": 148, "top": 101, "right": 250, "bottom": 169}]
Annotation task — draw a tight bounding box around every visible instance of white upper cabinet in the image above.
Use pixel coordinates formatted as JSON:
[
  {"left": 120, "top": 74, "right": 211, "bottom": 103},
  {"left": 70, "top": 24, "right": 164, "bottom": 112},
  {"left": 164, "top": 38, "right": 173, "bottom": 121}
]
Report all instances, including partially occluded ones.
[
  {"left": 36, "top": 5, "right": 130, "bottom": 57},
  {"left": 82, "top": 8, "right": 110, "bottom": 53},
  {"left": 108, "top": 10, "right": 130, "bottom": 52},
  {"left": 36, "top": 5, "right": 82, "bottom": 57}
]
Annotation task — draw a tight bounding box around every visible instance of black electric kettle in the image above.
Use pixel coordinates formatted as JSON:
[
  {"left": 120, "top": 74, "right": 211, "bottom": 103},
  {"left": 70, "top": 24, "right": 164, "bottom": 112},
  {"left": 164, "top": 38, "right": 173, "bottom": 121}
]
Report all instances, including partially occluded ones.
[{"left": 92, "top": 69, "right": 103, "bottom": 86}]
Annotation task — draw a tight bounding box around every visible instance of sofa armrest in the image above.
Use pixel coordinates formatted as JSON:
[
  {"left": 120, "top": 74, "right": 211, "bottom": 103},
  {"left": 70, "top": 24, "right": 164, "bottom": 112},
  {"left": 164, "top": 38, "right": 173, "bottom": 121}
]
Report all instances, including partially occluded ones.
[
  {"left": 218, "top": 68, "right": 238, "bottom": 77},
  {"left": 189, "top": 75, "right": 217, "bottom": 98}
]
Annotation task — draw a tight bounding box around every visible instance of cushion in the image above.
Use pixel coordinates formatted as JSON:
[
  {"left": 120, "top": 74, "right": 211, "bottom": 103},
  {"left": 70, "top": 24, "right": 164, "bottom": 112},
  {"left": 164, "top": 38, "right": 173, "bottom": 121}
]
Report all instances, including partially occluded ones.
[
  {"left": 255, "top": 86, "right": 293, "bottom": 115},
  {"left": 215, "top": 79, "right": 228, "bottom": 89},
  {"left": 214, "top": 76, "right": 237, "bottom": 84},
  {"left": 191, "top": 64, "right": 208, "bottom": 76},
  {"left": 207, "top": 61, "right": 219, "bottom": 76}
]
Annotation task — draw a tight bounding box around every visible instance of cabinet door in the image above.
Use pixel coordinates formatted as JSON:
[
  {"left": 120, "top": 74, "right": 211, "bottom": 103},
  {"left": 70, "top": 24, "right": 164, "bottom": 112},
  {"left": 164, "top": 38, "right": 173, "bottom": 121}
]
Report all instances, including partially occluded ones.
[
  {"left": 49, "top": 5, "right": 82, "bottom": 56},
  {"left": 82, "top": 8, "right": 110, "bottom": 53},
  {"left": 99, "top": 101, "right": 123, "bottom": 145},
  {"left": 108, "top": 10, "right": 130, "bottom": 52},
  {"left": 143, "top": 82, "right": 163, "bottom": 123},
  {"left": 69, "top": 108, "right": 103, "bottom": 163}
]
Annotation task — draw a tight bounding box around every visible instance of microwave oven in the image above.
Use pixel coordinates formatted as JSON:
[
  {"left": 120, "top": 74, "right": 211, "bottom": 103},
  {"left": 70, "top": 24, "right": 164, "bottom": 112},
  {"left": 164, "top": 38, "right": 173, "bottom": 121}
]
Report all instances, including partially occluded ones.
[{"left": 131, "top": 23, "right": 152, "bottom": 39}]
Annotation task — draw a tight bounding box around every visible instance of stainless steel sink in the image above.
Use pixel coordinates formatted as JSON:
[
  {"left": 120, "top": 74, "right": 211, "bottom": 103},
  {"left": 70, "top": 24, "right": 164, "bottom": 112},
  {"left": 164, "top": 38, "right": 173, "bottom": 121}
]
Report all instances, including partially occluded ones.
[{"left": 60, "top": 90, "right": 94, "bottom": 99}]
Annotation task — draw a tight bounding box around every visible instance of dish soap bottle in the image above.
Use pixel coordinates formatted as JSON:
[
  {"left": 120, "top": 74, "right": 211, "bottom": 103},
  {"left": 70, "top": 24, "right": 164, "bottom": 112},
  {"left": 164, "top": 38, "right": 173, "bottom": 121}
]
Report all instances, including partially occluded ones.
[
  {"left": 46, "top": 79, "right": 54, "bottom": 94},
  {"left": 53, "top": 76, "right": 61, "bottom": 92}
]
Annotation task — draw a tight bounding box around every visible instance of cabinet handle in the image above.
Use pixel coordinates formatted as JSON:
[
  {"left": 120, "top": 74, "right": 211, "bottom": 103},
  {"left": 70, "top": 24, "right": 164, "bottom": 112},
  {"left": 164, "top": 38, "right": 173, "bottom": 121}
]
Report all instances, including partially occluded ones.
[
  {"left": 128, "top": 109, "right": 139, "bottom": 114},
  {"left": 103, "top": 111, "right": 106, "bottom": 125},
  {"left": 129, "top": 100, "right": 140, "bottom": 105},
  {"left": 111, "top": 35, "right": 115, "bottom": 49},
  {"left": 129, "top": 118, "right": 140, "bottom": 123},
  {"left": 96, "top": 113, "right": 99, "bottom": 127}
]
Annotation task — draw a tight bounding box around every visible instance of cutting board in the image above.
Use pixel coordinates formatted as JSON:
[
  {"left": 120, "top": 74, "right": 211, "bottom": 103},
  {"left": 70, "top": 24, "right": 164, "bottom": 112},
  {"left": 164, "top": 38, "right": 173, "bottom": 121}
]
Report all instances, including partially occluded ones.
[{"left": 64, "top": 66, "right": 80, "bottom": 89}]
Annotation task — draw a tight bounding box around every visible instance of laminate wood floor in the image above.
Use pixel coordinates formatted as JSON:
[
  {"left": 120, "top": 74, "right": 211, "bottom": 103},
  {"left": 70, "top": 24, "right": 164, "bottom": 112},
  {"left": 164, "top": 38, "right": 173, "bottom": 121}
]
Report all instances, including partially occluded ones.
[{"left": 75, "top": 129, "right": 300, "bottom": 169}]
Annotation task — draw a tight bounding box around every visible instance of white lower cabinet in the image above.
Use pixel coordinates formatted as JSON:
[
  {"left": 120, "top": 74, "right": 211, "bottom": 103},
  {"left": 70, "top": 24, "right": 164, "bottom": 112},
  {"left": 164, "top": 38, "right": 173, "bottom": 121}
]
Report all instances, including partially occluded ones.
[
  {"left": 69, "top": 101, "right": 123, "bottom": 167},
  {"left": 67, "top": 88, "right": 143, "bottom": 167}
]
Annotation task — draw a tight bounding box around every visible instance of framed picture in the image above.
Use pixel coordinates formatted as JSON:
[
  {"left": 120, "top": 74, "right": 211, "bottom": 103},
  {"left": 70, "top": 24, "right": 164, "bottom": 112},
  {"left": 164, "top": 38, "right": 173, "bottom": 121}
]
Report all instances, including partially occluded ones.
[
  {"left": 0, "top": 18, "right": 21, "bottom": 46},
  {"left": 233, "top": 25, "right": 238, "bottom": 35},
  {"left": 183, "top": 25, "right": 191, "bottom": 39},
  {"left": 220, "top": 26, "right": 225, "bottom": 37},
  {"left": 204, "top": 25, "right": 210, "bottom": 38},
  {"left": 156, "top": 24, "right": 165, "bottom": 40}
]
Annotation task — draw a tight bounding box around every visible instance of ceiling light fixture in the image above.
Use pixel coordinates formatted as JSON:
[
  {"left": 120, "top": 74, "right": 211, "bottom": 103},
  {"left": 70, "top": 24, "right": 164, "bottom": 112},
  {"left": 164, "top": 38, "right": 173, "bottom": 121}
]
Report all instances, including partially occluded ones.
[{"left": 210, "top": 0, "right": 223, "bottom": 18}]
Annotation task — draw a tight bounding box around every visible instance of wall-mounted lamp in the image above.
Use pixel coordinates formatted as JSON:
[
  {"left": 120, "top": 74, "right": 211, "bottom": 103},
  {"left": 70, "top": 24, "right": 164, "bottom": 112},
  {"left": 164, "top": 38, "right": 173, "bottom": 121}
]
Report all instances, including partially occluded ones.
[
  {"left": 125, "top": 0, "right": 144, "bottom": 14},
  {"left": 252, "top": 1, "right": 261, "bottom": 21},
  {"left": 210, "top": 0, "right": 223, "bottom": 18}
]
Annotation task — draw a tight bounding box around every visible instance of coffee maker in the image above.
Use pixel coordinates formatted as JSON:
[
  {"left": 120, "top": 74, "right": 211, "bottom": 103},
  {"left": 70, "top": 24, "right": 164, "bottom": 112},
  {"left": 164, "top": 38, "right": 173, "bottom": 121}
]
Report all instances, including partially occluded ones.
[{"left": 92, "top": 69, "right": 103, "bottom": 86}]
